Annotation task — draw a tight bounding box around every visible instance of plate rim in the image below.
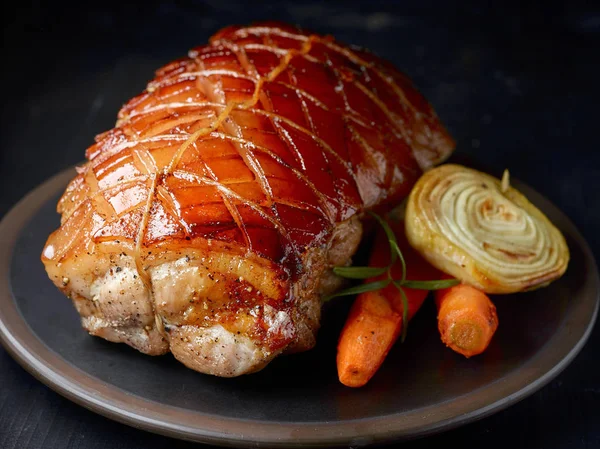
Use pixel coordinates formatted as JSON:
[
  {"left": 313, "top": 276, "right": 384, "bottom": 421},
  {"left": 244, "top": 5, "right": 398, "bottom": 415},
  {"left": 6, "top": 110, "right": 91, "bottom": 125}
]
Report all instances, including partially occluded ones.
[{"left": 0, "top": 166, "right": 598, "bottom": 448}]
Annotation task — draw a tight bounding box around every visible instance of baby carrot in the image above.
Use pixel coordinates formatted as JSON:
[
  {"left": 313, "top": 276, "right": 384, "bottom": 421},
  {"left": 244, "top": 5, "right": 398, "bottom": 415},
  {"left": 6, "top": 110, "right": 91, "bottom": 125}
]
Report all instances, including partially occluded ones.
[
  {"left": 337, "top": 220, "right": 441, "bottom": 387},
  {"left": 336, "top": 289, "right": 402, "bottom": 387},
  {"left": 434, "top": 284, "right": 499, "bottom": 358}
]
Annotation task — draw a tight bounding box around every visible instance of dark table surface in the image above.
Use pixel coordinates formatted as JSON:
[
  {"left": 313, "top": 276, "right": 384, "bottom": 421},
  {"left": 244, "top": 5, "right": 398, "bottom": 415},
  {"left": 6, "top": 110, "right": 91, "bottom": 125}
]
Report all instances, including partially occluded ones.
[{"left": 1, "top": 1, "right": 599, "bottom": 448}]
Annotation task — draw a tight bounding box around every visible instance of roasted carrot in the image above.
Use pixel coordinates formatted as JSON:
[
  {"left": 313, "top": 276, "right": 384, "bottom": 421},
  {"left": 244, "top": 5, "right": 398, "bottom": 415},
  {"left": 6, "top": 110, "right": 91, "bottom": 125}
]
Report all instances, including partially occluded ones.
[
  {"left": 336, "top": 290, "right": 402, "bottom": 387},
  {"left": 435, "top": 283, "right": 499, "bottom": 358},
  {"left": 337, "top": 220, "right": 442, "bottom": 387}
]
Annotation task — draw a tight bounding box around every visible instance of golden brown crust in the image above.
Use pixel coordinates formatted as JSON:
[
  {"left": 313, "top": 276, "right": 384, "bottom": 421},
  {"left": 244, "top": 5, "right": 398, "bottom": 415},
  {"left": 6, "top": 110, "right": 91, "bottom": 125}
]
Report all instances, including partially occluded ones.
[{"left": 43, "top": 22, "right": 454, "bottom": 281}]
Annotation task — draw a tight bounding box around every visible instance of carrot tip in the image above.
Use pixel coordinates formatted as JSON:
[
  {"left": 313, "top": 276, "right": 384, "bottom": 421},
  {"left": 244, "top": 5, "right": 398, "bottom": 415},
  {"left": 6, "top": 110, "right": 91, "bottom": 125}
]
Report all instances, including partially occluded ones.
[
  {"left": 339, "top": 366, "right": 369, "bottom": 388},
  {"left": 449, "top": 322, "right": 485, "bottom": 351}
]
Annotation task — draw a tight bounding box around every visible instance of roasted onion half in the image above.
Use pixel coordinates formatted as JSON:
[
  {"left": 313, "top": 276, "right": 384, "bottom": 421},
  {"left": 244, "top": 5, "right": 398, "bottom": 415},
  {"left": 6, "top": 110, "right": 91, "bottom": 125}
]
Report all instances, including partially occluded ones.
[{"left": 405, "top": 164, "right": 569, "bottom": 294}]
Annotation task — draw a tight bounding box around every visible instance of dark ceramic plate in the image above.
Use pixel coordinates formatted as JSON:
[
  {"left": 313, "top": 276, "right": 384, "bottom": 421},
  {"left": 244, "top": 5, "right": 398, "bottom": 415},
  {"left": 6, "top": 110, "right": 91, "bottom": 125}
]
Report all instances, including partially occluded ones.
[{"left": 0, "top": 167, "right": 598, "bottom": 448}]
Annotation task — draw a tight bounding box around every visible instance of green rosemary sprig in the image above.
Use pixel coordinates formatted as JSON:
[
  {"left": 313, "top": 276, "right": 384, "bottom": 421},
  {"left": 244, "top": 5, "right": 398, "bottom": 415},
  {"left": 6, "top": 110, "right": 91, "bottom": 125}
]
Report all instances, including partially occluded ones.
[
  {"left": 324, "top": 211, "right": 459, "bottom": 342},
  {"left": 324, "top": 279, "right": 392, "bottom": 300},
  {"left": 332, "top": 266, "right": 388, "bottom": 279},
  {"left": 392, "top": 281, "right": 410, "bottom": 342}
]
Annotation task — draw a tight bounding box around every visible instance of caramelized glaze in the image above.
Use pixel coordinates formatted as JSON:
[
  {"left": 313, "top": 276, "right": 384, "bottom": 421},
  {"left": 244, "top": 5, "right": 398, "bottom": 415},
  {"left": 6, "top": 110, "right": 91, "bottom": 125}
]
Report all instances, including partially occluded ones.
[{"left": 48, "top": 21, "right": 454, "bottom": 281}]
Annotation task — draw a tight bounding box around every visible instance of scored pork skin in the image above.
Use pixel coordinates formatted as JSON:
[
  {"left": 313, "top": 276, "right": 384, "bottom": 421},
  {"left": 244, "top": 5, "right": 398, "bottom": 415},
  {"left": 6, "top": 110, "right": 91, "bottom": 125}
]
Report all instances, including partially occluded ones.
[{"left": 41, "top": 22, "right": 455, "bottom": 377}]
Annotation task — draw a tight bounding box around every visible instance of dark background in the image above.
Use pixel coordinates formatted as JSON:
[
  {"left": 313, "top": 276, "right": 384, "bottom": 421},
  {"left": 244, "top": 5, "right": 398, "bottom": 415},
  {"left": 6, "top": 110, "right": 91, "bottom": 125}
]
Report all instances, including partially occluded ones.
[{"left": 1, "top": 1, "right": 599, "bottom": 448}]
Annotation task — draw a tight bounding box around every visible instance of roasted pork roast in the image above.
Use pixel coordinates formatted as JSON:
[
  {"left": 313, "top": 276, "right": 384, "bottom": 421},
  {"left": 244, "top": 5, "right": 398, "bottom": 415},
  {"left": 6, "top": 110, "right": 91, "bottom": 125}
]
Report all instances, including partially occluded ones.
[{"left": 41, "top": 22, "right": 454, "bottom": 376}]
